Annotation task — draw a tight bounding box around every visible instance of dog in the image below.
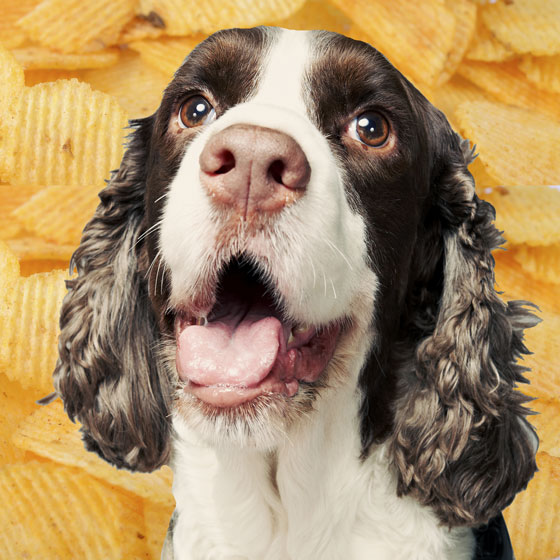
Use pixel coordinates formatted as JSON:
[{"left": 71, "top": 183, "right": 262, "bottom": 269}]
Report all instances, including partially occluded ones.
[{"left": 53, "top": 27, "right": 539, "bottom": 559}]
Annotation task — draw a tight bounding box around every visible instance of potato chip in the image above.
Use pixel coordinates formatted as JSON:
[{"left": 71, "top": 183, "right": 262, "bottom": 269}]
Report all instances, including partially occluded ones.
[
  {"left": 12, "top": 46, "right": 120, "bottom": 70},
  {"left": 0, "top": 79, "right": 128, "bottom": 186},
  {"left": 144, "top": 501, "right": 175, "bottom": 559},
  {"left": 456, "top": 102, "right": 560, "bottom": 186},
  {"left": 529, "top": 399, "right": 560, "bottom": 458},
  {"left": 13, "top": 400, "right": 175, "bottom": 505},
  {"left": 13, "top": 184, "right": 101, "bottom": 246},
  {"left": 0, "top": 0, "right": 42, "bottom": 49},
  {"left": 137, "top": 0, "right": 305, "bottom": 35},
  {"left": 512, "top": 245, "right": 560, "bottom": 286},
  {"left": 480, "top": 0, "right": 560, "bottom": 56},
  {"left": 523, "top": 311, "right": 560, "bottom": 399},
  {"left": 0, "top": 240, "right": 20, "bottom": 300},
  {"left": 0, "top": 183, "right": 44, "bottom": 239},
  {"left": 0, "top": 46, "right": 24, "bottom": 123},
  {"left": 335, "top": 0, "right": 455, "bottom": 88},
  {"left": 504, "top": 452, "right": 560, "bottom": 560},
  {"left": 494, "top": 251, "right": 560, "bottom": 315},
  {"left": 274, "top": 0, "right": 352, "bottom": 35},
  {"left": 438, "top": 0, "right": 477, "bottom": 85},
  {"left": 0, "top": 461, "right": 148, "bottom": 558},
  {"left": 481, "top": 186, "right": 560, "bottom": 247},
  {"left": 465, "top": 17, "right": 514, "bottom": 62},
  {"left": 24, "top": 69, "right": 83, "bottom": 86},
  {"left": 19, "top": 259, "right": 70, "bottom": 277},
  {"left": 457, "top": 60, "right": 560, "bottom": 122},
  {"left": 518, "top": 54, "right": 560, "bottom": 95},
  {"left": 469, "top": 157, "right": 499, "bottom": 189},
  {"left": 129, "top": 35, "right": 205, "bottom": 79},
  {"left": 0, "top": 373, "right": 38, "bottom": 464},
  {"left": 16, "top": 0, "right": 136, "bottom": 53},
  {"left": 7, "top": 237, "right": 75, "bottom": 261},
  {"left": 82, "top": 50, "right": 169, "bottom": 118},
  {"left": 118, "top": 15, "right": 165, "bottom": 43},
  {"left": 0, "top": 267, "right": 67, "bottom": 396}
]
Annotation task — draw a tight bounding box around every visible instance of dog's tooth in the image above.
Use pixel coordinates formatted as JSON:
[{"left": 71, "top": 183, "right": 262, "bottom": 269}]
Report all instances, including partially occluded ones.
[
  {"left": 287, "top": 330, "right": 295, "bottom": 345},
  {"left": 293, "top": 323, "right": 310, "bottom": 334},
  {"left": 195, "top": 316, "right": 208, "bottom": 326}
]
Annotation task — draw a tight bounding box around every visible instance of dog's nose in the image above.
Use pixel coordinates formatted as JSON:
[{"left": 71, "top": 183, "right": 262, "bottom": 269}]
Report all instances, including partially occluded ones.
[{"left": 199, "top": 124, "right": 310, "bottom": 217}]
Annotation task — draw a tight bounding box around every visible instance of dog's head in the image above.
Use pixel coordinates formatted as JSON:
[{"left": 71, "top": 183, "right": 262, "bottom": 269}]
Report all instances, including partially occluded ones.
[{"left": 54, "top": 27, "right": 537, "bottom": 526}]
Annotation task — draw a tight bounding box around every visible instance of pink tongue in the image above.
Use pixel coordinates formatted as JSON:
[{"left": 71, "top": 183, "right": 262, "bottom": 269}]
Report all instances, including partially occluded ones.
[{"left": 176, "top": 311, "right": 282, "bottom": 387}]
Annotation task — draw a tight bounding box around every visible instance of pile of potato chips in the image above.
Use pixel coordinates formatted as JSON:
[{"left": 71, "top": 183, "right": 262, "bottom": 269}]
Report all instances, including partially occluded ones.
[{"left": 1, "top": 0, "right": 559, "bottom": 558}]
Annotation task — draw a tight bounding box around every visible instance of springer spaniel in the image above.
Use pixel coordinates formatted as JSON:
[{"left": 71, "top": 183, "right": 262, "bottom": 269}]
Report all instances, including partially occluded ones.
[{"left": 53, "top": 27, "right": 539, "bottom": 559}]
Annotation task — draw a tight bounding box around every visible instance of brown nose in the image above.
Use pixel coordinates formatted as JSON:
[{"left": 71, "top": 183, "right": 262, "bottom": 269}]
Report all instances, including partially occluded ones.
[{"left": 199, "top": 124, "right": 311, "bottom": 218}]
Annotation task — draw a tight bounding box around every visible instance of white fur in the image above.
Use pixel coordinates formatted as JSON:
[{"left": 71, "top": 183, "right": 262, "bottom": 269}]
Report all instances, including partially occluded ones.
[{"left": 162, "top": 29, "right": 475, "bottom": 559}]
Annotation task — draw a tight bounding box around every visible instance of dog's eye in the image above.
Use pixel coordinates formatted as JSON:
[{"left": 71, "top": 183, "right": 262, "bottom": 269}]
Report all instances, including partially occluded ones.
[
  {"left": 178, "top": 96, "right": 216, "bottom": 128},
  {"left": 350, "top": 111, "right": 390, "bottom": 147}
]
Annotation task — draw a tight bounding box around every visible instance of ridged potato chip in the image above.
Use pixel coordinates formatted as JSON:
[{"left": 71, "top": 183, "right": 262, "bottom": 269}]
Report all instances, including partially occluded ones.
[
  {"left": 518, "top": 54, "right": 560, "bottom": 95},
  {"left": 480, "top": 0, "right": 560, "bottom": 56},
  {"left": 456, "top": 102, "right": 560, "bottom": 186},
  {"left": 0, "top": 265, "right": 67, "bottom": 397},
  {"left": 465, "top": 17, "right": 514, "bottom": 62},
  {"left": 504, "top": 452, "right": 560, "bottom": 560},
  {"left": 82, "top": 50, "right": 170, "bottom": 118},
  {"left": 7, "top": 237, "right": 75, "bottom": 261},
  {"left": 0, "top": 0, "right": 41, "bottom": 49},
  {"left": 129, "top": 35, "right": 205, "bottom": 78},
  {"left": 529, "top": 399, "right": 560, "bottom": 458},
  {"left": 19, "top": 259, "right": 70, "bottom": 277},
  {"left": 144, "top": 501, "right": 176, "bottom": 559},
  {"left": 0, "top": 79, "right": 128, "bottom": 186},
  {"left": 457, "top": 60, "right": 560, "bottom": 122},
  {"left": 17, "top": 0, "right": 136, "bottom": 53},
  {"left": 13, "top": 184, "right": 101, "bottom": 246},
  {"left": 481, "top": 186, "right": 560, "bottom": 247},
  {"left": 0, "top": 461, "right": 148, "bottom": 558},
  {"left": 275, "top": 0, "right": 351, "bottom": 35},
  {"left": 118, "top": 16, "right": 165, "bottom": 43},
  {"left": 334, "top": 0, "right": 455, "bottom": 88},
  {"left": 512, "top": 245, "right": 560, "bottom": 286},
  {"left": 0, "top": 184, "right": 44, "bottom": 239},
  {"left": 13, "top": 400, "right": 175, "bottom": 505},
  {"left": 24, "top": 69, "right": 82, "bottom": 86},
  {"left": 12, "top": 46, "right": 120, "bottom": 70},
  {"left": 137, "top": 0, "right": 305, "bottom": 35}
]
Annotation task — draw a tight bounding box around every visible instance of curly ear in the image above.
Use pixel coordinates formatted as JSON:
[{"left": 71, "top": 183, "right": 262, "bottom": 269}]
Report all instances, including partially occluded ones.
[
  {"left": 53, "top": 116, "right": 172, "bottom": 472},
  {"left": 391, "top": 118, "right": 539, "bottom": 526}
]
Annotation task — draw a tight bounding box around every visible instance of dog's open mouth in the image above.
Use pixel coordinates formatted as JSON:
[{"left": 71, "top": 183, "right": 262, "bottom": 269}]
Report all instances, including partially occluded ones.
[{"left": 174, "top": 257, "right": 341, "bottom": 408}]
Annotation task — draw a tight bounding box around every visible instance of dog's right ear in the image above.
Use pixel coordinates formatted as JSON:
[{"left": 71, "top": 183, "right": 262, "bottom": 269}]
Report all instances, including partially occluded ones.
[{"left": 53, "top": 116, "right": 173, "bottom": 472}]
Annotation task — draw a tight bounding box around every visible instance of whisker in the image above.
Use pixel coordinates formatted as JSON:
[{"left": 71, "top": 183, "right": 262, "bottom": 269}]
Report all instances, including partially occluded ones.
[{"left": 324, "top": 238, "right": 354, "bottom": 271}]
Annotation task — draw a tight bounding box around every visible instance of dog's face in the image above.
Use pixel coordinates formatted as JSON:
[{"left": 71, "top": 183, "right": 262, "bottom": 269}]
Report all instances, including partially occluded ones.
[{"left": 140, "top": 28, "right": 435, "bottom": 447}]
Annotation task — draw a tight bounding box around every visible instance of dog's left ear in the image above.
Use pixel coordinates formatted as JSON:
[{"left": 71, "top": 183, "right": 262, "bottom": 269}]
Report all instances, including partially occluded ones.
[{"left": 391, "top": 105, "right": 539, "bottom": 527}]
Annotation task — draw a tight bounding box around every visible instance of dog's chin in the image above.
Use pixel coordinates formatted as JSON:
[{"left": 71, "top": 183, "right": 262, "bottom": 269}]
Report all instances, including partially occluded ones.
[{"left": 173, "top": 382, "right": 321, "bottom": 450}]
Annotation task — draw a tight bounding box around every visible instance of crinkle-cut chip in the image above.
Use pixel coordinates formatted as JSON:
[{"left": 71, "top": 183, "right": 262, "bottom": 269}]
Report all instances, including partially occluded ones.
[
  {"left": 457, "top": 60, "right": 560, "bottom": 122},
  {"left": 518, "top": 54, "right": 560, "bottom": 95},
  {"left": 0, "top": 184, "right": 44, "bottom": 239},
  {"left": 470, "top": 157, "right": 499, "bottom": 189},
  {"left": 481, "top": 186, "right": 560, "bottom": 247},
  {"left": 465, "top": 17, "right": 514, "bottom": 62},
  {"left": 438, "top": 0, "right": 477, "bottom": 85},
  {"left": 16, "top": 0, "right": 136, "bottom": 53},
  {"left": 0, "top": 0, "right": 42, "bottom": 49},
  {"left": 494, "top": 251, "right": 560, "bottom": 315},
  {"left": 13, "top": 400, "right": 175, "bottom": 505},
  {"left": 24, "top": 69, "right": 82, "bottom": 86},
  {"left": 129, "top": 35, "right": 205, "bottom": 79},
  {"left": 432, "top": 75, "right": 495, "bottom": 130},
  {"left": 82, "top": 50, "right": 169, "bottom": 119},
  {"left": 137, "top": 0, "right": 305, "bottom": 35},
  {"left": 480, "top": 0, "right": 560, "bottom": 56},
  {"left": 335, "top": 0, "right": 455, "bottom": 88},
  {"left": 274, "top": 0, "right": 352, "bottom": 35},
  {"left": 522, "top": 311, "right": 560, "bottom": 399},
  {"left": 504, "top": 452, "right": 560, "bottom": 560},
  {"left": 0, "top": 374, "right": 38, "bottom": 464},
  {"left": 512, "top": 245, "right": 560, "bottom": 286},
  {"left": 12, "top": 46, "right": 120, "bottom": 70},
  {"left": 0, "top": 268, "right": 67, "bottom": 396},
  {"left": 455, "top": 102, "right": 560, "bottom": 186},
  {"left": 13, "top": 184, "right": 101, "bottom": 246},
  {"left": 118, "top": 15, "right": 165, "bottom": 43},
  {"left": 529, "top": 399, "right": 560, "bottom": 458},
  {"left": 7, "top": 237, "right": 75, "bottom": 261},
  {"left": 0, "top": 79, "right": 128, "bottom": 186},
  {"left": 0, "top": 240, "right": 20, "bottom": 294},
  {"left": 144, "top": 500, "right": 175, "bottom": 559},
  {"left": 19, "top": 259, "right": 70, "bottom": 277},
  {"left": 0, "top": 461, "right": 148, "bottom": 558}
]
